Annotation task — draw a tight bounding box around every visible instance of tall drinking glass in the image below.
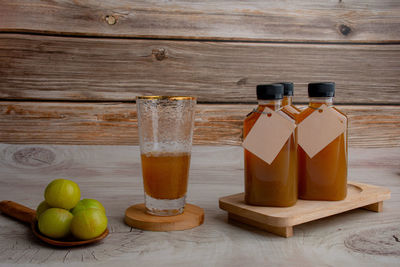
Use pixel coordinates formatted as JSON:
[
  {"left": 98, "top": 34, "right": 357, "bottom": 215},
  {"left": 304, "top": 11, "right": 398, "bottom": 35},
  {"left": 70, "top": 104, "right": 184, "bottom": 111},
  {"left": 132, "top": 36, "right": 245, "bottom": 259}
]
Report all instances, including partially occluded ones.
[{"left": 136, "top": 96, "right": 196, "bottom": 216}]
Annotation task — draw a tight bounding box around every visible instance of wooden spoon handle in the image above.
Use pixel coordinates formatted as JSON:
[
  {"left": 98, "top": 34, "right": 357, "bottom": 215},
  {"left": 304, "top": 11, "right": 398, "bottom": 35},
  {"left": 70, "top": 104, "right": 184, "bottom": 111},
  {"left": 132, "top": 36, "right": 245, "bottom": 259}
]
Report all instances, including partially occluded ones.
[{"left": 0, "top": 200, "right": 36, "bottom": 224}]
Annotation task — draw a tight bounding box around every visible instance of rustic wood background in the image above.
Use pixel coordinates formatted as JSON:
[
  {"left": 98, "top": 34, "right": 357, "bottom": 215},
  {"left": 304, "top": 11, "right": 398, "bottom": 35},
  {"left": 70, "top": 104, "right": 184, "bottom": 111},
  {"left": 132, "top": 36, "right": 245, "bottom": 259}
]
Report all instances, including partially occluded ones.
[{"left": 0, "top": 0, "right": 399, "bottom": 147}]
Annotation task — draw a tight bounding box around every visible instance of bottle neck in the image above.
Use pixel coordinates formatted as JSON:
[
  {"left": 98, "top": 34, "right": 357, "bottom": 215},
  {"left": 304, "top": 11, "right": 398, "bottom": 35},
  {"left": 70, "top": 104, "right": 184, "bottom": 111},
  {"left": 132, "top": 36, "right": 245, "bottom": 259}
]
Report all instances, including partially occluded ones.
[
  {"left": 257, "top": 99, "right": 282, "bottom": 110},
  {"left": 282, "top": 96, "right": 293, "bottom": 106},
  {"left": 309, "top": 97, "right": 333, "bottom": 108}
]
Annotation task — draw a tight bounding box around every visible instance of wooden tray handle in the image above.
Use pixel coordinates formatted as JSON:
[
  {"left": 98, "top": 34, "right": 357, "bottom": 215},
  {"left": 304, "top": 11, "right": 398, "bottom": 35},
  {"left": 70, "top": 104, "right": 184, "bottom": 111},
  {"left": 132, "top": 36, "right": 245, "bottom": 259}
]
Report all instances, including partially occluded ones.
[{"left": 0, "top": 200, "right": 36, "bottom": 224}]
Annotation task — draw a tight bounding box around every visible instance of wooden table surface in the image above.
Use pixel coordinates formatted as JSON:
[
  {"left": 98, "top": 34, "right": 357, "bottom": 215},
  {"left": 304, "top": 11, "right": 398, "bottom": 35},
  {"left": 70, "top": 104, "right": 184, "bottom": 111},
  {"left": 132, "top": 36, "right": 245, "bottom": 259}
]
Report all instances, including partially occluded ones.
[{"left": 0, "top": 144, "right": 399, "bottom": 266}]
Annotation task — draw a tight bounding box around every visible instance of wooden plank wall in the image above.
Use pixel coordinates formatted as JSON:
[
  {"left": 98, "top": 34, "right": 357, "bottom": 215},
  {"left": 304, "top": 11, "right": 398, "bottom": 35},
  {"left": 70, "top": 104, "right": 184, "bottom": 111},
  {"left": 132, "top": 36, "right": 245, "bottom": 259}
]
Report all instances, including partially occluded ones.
[{"left": 0, "top": 0, "right": 399, "bottom": 147}]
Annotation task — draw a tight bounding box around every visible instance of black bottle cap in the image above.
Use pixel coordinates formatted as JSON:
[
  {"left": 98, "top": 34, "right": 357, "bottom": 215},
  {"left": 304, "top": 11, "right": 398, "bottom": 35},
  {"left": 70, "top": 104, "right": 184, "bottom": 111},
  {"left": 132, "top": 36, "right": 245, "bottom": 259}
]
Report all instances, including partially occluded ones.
[
  {"left": 279, "top": 82, "right": 294, "bottom": 96},
  {"left": 256, "top": 84, "right": 284, "bottom": 100},
  {"left": 308, "top": 82, "right": 335, "bottom": 97}
]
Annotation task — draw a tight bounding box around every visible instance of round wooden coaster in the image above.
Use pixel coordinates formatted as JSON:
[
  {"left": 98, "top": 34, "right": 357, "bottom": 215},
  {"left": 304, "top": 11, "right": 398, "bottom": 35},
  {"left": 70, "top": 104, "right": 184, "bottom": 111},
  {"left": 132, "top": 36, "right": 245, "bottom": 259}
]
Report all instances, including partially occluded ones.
[{"left": 124, "top": 203, "right": 204, "bottom": 231}]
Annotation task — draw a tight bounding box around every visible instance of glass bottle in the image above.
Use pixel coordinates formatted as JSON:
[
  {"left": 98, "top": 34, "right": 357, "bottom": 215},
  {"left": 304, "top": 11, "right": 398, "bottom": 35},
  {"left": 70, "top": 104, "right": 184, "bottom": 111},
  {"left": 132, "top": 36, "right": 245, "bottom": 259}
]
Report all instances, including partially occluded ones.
[
  {"left": 243, "top": 84, "right": 297, "bottom": 207},
  {"left": 280, "top": 82, "right": 301, "bottom": 119},
  {"left": 298, "top": 82, "right": 348, "bottom": 200}
]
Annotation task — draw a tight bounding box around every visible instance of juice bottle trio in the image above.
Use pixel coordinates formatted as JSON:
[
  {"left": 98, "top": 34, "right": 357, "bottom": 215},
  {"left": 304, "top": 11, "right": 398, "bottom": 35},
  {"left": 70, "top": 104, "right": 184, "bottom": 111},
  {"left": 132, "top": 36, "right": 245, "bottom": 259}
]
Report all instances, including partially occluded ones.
[{"left": 243, "top": 82, "right": 348, "bottom": 207}]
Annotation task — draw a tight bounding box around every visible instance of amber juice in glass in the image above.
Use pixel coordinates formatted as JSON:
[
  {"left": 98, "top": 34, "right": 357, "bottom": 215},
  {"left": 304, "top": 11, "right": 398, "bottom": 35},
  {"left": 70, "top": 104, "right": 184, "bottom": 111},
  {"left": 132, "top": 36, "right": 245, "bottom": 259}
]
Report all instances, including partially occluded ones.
[
  {"left": 298, "top": 83, "right": 347, "bottom": 200},
  {"left": 244, "top": 84, "right": 297, "bottom": 207},
  {"left": 137, "top": 96, "right": 196, "bottom": 216},
  {"left": 141, "top": 152, "right": 190, "bottom": 200}
]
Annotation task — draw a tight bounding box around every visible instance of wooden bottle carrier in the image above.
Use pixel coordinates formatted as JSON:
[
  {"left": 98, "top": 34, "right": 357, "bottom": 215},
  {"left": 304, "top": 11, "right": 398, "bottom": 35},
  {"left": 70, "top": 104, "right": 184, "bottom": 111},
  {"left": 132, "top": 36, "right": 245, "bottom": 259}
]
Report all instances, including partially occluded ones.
[{"left": 219, "top": 182, "right": 390, "bottom": 238}]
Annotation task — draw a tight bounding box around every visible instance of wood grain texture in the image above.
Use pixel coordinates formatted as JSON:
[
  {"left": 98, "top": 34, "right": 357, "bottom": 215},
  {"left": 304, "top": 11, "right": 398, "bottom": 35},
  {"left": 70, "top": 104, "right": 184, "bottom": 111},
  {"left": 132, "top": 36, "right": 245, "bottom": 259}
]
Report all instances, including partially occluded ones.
[
  {"left": 0, "top": 144, "right": 399, "bottom": 265},
  {"left": 0, "top": 102, "right": 399, "bottom": 147},
  {"left": 1, "top": 34, "right": 399, "bottom": 103},
  {"left": 363, "top": 201, "right": 383, "bottom": 212},
  {"left": 228, "top": 213, "right": 294, "bottom": 238},
  {"left": 1, "top": 0, "right": 399, "bottom": 42},
  {"left": 219, "top": 182, "right": 391, "bottom": 230},
  {"left": 124, "top": 203, "right": 204, "bottom": 231},
  {"left": 0, "top": 200, "right": 36, "bottom": 224}
]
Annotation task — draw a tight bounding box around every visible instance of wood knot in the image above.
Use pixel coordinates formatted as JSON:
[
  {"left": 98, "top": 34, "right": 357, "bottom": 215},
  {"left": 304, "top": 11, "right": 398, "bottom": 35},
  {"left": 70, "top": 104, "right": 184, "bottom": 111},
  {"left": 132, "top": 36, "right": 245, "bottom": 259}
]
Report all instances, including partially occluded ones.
[
  {"left": 105, "top": 15, "right": 117, "bottom": 25},
  {"left": 339, "top": 24, "right": 352, "bottom": 36},
  {"left": 236, "top": 78, "right": 248, "bottom": 86},
  {"left": 344, "top": 226, "right": 400, "bottom": 256},
  {"left": 13, "top": 147, "right": 55, "bottom": 167},
  {"left": 152, "top": 48, "right": 167, "bottom": 61}
]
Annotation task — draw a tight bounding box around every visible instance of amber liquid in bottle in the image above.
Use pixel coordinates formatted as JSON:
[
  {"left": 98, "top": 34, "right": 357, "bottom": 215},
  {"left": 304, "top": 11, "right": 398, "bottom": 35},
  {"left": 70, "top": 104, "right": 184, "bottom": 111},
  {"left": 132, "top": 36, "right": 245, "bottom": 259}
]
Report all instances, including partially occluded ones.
[
  {"left": 282, "top": 95, "right": 301, "bottom": 120},
  {"left": 244, "top": 100, "right": 297, "bottom": 207},
  {"left": 141, "top": 152, "right": 190, "bottom": 199},
  {"left": 297, "top": 98, "right": 348, "bottom": 200}
]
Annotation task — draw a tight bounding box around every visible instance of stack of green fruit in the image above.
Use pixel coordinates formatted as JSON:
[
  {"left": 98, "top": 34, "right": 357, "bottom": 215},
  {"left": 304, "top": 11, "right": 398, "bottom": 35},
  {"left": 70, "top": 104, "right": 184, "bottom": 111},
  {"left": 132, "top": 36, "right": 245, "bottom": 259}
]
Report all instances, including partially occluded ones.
[{"left": 36, "top": 179, "right": 108, "bottom": 240}]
